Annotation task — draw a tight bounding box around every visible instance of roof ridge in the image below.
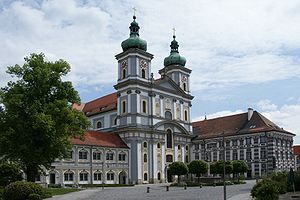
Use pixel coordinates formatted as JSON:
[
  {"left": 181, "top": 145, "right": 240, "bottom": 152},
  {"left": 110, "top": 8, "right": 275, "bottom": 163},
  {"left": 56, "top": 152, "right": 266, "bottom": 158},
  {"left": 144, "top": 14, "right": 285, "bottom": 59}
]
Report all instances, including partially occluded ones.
[{"left": 192, "top": 112, "right": 247, "bottom": 124}]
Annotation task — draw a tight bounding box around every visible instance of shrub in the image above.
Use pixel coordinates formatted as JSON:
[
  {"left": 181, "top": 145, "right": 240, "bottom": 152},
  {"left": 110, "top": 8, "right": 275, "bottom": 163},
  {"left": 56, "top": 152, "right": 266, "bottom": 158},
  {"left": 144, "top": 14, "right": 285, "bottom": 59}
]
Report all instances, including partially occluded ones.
[
  {"left": 251, "top": 179, "right": 279, "bottom": 200},
  {"left": 3, "top": 181, "right": 50, "bottom": 200},
  {"left": 28, "top": 193, "right": 41, "bottom": 200},
  {"left": 0, "top": 163, "right": 23, "bottom": 187}
]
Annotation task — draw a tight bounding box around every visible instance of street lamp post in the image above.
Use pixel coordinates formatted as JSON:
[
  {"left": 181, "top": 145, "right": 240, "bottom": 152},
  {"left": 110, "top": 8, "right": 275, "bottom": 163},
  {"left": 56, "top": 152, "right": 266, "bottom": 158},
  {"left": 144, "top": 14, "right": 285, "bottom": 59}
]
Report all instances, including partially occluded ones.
[{"left": 223, "top": 131, "right": 226, "bottom": 200}]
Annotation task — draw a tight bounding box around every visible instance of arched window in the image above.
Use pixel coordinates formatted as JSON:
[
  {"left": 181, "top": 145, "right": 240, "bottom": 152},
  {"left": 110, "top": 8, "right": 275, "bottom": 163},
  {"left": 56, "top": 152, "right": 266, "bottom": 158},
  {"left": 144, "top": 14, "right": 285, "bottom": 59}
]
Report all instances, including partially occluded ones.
[
  {"left": 144, "top": 153, "right": 147, "bottom": 163},
  {"left": 122, "top": 69, "right": 126, "bottom": 79},
  {"left": 184, "top": 110, "right": 188, "bottom": 121},
  {"left": 122, "top": 101, "right": 126, "bottom": 114},
  {"left": 166, "top": 129, "right": 173, "bottom": 148},
  {"left": 64, "top": 171, "right": 74, "bottom": 181},
  {"left": 142, "top": 100, "right": 147, "bottom": 113},
  {"left": 144, "top": 173, "right": 148, "bottom": 181},
  {"left": 166, "top": 155, "right": 173, "bottom": 162},
  {"left": 186, "top": 145, "right": 189, "bottom": 151},
  {"left": 157, "top": 172, "right": 161, "bottom": 181},
  {"left": 143, "top": 142, "right": 147, "bottom": 148},
  {"left": 155, "top": 103, "right": 160, "bottom": 116},
  {"left": 96, "top": 121, "right": 102, "bottom": 129},
  {"left": 141, "top": 69, "right": 146, "bottom": 78},
  {"left": 183, "top": 82, "right": 187, "bottom": 91},
  {"left": 94, "top": 171, "right": 102, "bottom": 181},
  {"left": 178, "top": 145, "right": 181, "bottom": 149},
  {"left": 165, "top": 111, "right": 172, "bottom": 120},
  {"left": 79, "top": 149, "right": 88, "bottom": 160},
  {"left": 157, "top": 143, "right": 161, "bottom": 148},
  {"left": 107, "top": 171, "right": 114, "bottom": 180},
  {"left": 79, "top": 171, "right": 88, "bottom": 181}
]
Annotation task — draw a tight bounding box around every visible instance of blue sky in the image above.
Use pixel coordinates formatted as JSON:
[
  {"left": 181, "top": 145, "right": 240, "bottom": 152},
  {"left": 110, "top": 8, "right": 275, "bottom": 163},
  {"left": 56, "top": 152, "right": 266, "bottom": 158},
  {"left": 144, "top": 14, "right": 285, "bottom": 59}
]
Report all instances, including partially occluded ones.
[{"left": 0, "top": 0, "right": 300, "bottom": 144}]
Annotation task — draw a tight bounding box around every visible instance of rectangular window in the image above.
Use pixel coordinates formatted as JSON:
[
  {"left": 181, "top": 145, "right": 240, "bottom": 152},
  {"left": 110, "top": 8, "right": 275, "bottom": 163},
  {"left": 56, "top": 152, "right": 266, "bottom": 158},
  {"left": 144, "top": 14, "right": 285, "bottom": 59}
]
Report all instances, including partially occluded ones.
[
  {"left": 195, "top": 153, "right": 199, "bottom": 160},
  {"left": 119, "top": 153, "right": 126, "bottom": 161},
  {"left": 260, "top": 136, "right": 266, "bottom": 143},
  {"left": 122, "top": 101, "right": 126, "bottom": 114},
  {"left": 64, "top": 173, "right": 73, "bottom": 181},
  {"left": 93, "top": 152, "right": 101, "bottom": 160},
  {"left": 79, "top": 151, "right": 88, "bottom": 159},
  {"left": 107, "top": 173, "right": 114, "bottom": 181},
  {"left": 246, "top": 149, "right": 252, "bottom": 160},
  {"left": 233, "top": 150, "right": 238, "bottom": 160},
  {"left": 106, "top": 153, "right": 114, "bottom": 161},
  {"left": 94, "top": 173, "right": 102, "bottom": 181},
  {"left": 80, "top": 173, "right": 88, "bottom": 181}
]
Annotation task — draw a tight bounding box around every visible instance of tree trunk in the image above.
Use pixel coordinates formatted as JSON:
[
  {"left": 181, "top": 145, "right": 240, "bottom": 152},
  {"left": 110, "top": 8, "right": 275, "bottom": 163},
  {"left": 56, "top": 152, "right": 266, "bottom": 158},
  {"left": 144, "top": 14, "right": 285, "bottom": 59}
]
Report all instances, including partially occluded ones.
[{"left": 26, "top": 165, "right": 38, "bottom": 182}]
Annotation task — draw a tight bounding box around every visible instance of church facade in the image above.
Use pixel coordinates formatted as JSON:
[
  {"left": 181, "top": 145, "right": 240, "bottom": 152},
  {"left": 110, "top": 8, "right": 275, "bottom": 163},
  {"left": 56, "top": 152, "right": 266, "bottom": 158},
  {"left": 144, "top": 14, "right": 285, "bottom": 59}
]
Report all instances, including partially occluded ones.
[{"left": 41, "top": 15, "right": 295, "bottom": 185}]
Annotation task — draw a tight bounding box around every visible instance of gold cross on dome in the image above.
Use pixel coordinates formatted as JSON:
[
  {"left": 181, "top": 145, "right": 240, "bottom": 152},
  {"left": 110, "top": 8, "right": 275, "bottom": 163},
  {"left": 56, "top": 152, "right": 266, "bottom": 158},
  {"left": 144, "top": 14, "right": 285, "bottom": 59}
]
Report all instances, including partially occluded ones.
[{"left": 133, "top": 7, "right": 137, "bottom": 16}]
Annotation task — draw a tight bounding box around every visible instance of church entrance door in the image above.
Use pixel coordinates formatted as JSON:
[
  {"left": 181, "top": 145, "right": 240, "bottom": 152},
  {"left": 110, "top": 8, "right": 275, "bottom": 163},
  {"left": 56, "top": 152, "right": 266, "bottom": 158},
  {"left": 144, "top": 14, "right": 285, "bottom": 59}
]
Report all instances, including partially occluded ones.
[
  {"left": 50, "top": 173, "right": 55, "bottom": 184},
  {"left": 119, "top": 171, "right": 127, "bottom": 184},
  {"left": 167, "top": 169, "right": 172, "bottom": 183}
]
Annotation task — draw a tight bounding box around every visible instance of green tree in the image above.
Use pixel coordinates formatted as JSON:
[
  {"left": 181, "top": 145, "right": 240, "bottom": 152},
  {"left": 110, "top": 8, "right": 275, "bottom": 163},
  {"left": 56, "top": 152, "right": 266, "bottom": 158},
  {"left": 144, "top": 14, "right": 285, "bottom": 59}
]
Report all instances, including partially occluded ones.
[
  {"left": 214, "top": 161, "right": 233, "bottom": 175},
  {"left": 170, "top": 161, "right": 188, "bottom": 183},
  {"left": 251, "top": 179, "right": 279, "bottom": 200},
  {"left": 0, "top": 163, "right": 23, "bottom": 187},
  {"left": 0, "top": 53, "right": 89, "bottom": 182},
  {"left": 232, "top": 160, "right": 248, "bottom": 182},
  {"left": 188, "top": 160, "right": 208, "bottom": 182}
]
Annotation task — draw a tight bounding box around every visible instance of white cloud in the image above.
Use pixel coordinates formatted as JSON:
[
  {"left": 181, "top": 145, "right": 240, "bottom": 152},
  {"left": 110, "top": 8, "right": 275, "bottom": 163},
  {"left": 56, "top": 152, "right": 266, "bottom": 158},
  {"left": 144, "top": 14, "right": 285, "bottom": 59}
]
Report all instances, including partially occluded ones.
[
  {"left": 1, "top": 0, "right": 300, "bottom": 91},
  {"left": 194, "top": 100, "right": 300, "bottom": 145},
  {"left": 257, "top": 99, "right": 278, "bottom": 111}
]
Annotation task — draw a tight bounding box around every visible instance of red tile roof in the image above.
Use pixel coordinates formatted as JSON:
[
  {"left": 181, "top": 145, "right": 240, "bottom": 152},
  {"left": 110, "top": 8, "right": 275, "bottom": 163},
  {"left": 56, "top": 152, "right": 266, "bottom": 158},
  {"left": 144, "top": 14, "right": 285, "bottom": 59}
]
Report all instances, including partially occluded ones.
[
  {"left": 71, "top": 130, "right": 129, "bottom": 149},
  {"left": 294, "top": 146, "right": 300, "bottom": 155},
  {"left": 193, "top": 111, "right": 294, "bottom": 140},
  {"left": 82, "top": 93, "right": 117, "bottom": 116}
]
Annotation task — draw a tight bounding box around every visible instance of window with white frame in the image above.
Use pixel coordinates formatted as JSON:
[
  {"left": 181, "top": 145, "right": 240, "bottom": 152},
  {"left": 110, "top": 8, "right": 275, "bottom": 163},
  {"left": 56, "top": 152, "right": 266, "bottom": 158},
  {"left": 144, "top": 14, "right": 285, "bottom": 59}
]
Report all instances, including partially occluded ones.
[
  {"left": 79, "top": 149, "right": 88, "bottom": 160},
  {"left": 93, "top": 151, "right": 102, "bottom": 160},
  {"left": 122, "top": 100, "right": 126, "bottom": 114},
  {"left": 142, "top": 100, "right": 147, "bottom": 113},
  {"left": 94, "top": 171, "right": 102, "bottom": 181},
  {"left": 79, "top": 171, "right": 88, "bottom": 181},
  {"left": 107, "top": 172, "right": 114, "bottom": 180},
  {"left": 106, "top": 152, "right": 114, "bottom": 161},
  {"left": 64, "top": 171, "right": 74, "bottom": 181},
  {"left": 119, "top": 153, "right": 126, "bottom": 161}
]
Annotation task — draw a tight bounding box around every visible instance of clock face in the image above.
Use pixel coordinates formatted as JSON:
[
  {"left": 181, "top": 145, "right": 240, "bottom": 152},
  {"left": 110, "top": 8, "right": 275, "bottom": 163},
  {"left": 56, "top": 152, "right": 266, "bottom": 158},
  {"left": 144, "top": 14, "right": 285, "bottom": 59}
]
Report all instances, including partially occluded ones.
[
  {"left": 140, "top": 59, "right": 148, "bottom": 69},
  {"left": 121, "top": 60, "right": 127, "bottom": 69}
]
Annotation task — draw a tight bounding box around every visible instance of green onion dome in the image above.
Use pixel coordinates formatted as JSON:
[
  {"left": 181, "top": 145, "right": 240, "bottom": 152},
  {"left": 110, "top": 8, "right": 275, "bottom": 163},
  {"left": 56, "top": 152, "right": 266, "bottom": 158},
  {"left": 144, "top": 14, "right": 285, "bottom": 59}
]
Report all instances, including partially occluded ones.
[
  {"left": 121, "top": 16, "right": 147, "bottom": 51},
  {"left": 164, "top": 35, "right": 186, "bottom": 67}
]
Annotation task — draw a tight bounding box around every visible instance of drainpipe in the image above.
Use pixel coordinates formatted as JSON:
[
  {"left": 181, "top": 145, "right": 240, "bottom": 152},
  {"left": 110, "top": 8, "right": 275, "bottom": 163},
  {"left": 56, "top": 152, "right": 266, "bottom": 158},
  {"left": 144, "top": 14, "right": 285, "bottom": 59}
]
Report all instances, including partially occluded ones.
[{"left": 90, "top": 145, "right": 93, "bottom": 184}]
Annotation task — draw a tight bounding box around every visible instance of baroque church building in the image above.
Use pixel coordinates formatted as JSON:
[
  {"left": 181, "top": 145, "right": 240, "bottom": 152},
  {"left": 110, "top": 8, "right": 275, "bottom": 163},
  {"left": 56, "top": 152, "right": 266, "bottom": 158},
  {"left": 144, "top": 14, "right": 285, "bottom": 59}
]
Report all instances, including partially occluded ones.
[{"left": 42, "top": 15, "right": 295, "bottom": 185}]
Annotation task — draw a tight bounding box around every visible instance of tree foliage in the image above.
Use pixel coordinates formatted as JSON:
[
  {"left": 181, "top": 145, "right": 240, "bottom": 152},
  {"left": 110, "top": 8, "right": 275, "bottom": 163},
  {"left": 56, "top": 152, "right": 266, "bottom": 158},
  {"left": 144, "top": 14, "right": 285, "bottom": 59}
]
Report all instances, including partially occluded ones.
[
  {"left": 211, "top": 161, "right": 233, "bottom": 175},
  {"left": 232, "top": 160, "right": 248, "bottom": 174},
  {"left": 0, "top": 162, "right": 23, "bottom": 187},
  {"left": 188, "top": 160, "right": 208, "bottom": 177},
  {"left": 251, "top": 179, "right": 279, "bottom": 200},
  {"left": 0, "top": 53, "right": 89, "bottom": 182},
  {"left": 170, "top": 161, "right": 188, "bottom": 183}
]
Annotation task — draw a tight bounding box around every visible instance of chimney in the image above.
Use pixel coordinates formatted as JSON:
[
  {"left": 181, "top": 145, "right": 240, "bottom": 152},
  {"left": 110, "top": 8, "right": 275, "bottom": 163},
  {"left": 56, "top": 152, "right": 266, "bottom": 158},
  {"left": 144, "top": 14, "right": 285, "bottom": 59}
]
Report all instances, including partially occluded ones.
[{"left": 248, "top": 108, "right": 253, "bottom": 121}]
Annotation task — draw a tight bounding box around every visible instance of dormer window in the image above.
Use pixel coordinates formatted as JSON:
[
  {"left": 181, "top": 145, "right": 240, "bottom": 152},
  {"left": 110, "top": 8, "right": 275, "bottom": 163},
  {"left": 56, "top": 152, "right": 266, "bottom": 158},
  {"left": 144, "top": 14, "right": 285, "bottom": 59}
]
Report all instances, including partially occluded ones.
[{"left": 96, "top": 121, "right": 102, "bottom": 129}]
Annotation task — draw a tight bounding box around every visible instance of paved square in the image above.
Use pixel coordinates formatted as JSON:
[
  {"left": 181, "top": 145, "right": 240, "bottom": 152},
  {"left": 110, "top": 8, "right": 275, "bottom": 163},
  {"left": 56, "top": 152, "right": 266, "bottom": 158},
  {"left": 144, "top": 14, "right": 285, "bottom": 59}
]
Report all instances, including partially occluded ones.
[{"left": 47, "top": 180, "right": 255, "bottom": 200}]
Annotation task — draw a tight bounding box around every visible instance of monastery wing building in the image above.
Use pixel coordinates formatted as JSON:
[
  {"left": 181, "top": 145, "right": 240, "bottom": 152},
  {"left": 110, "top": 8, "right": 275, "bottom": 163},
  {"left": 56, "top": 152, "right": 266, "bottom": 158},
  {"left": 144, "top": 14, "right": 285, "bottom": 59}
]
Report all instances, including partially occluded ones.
[{"left": 43, "top": 15, "right": 295, "bottom": 186}]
